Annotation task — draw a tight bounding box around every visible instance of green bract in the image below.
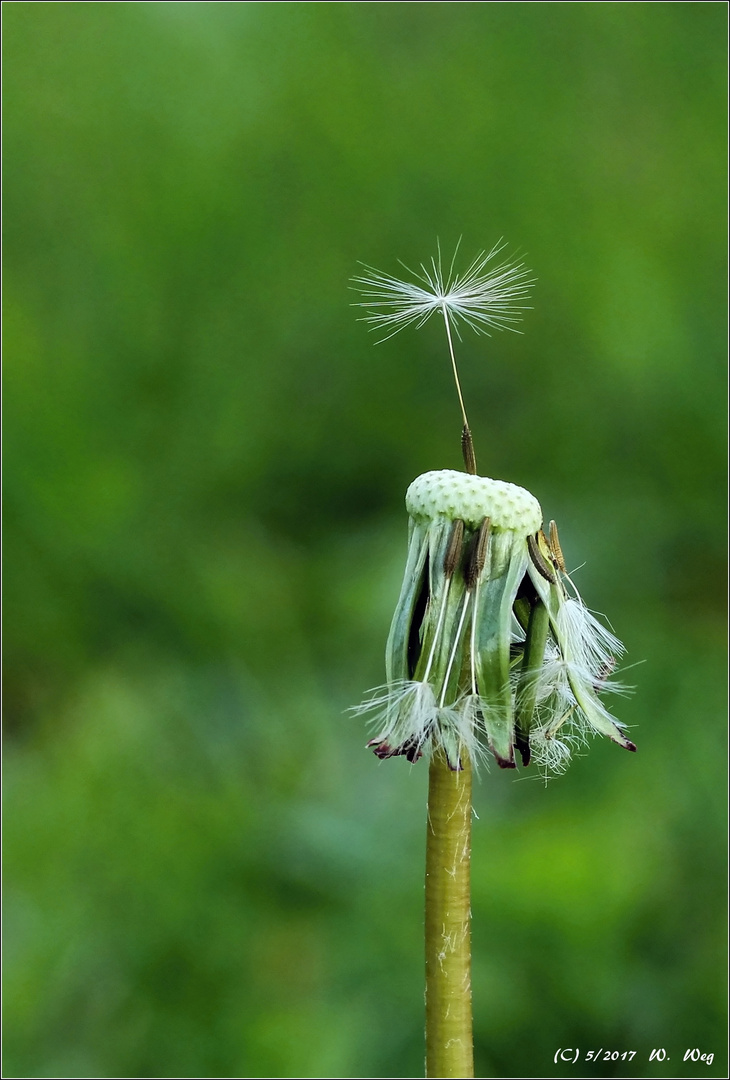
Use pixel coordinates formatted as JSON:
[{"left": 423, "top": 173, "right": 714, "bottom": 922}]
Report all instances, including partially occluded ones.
[{"left": 355, "top": 469, "right": 635, "bottom": 773}]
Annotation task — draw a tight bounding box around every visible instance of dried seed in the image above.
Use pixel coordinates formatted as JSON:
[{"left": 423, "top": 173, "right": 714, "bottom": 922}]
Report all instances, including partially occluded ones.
[
  {"left": 527, "top": 533, "right": 557, "bottom": 584},
  {"left": 548, "top": 519, "right": 567, "bottom": 573},
  {"left": 461, "top": 425, "right": 477, "bottom": 475},
  {"left": 443, "top": 519, "right": 465, "bottom": 578},
  {"left": 464, "top": 516, "right": 491, "bottom": 590}
]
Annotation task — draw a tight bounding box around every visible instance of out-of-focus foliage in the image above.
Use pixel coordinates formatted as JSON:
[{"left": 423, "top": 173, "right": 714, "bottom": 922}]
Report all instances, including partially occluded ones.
[{"left": 3, "top": 3, "right": 726, "bottom": 1078}]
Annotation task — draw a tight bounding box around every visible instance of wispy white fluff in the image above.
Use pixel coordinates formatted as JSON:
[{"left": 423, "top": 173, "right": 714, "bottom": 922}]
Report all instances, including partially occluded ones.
[
  {"left": 515, "top": 602, "right": 631, "bottom": 774},
  {"left": 352, "top": 240, "right": 534, "bottom": 342},
  {"left": 352, "top": 680, "right": 490, "bottom": 770},
  {"left": 351, "top": 679, "right": 438, "bottom": 749},
  {"left": 518, "top": 652, "right": 577, "bottom": 713},
  {"left": 557, "top": 598, "right": 625, "bottom": 681},
  {"left": 529, "top": 722, "right": 584, "bottom": 775}
]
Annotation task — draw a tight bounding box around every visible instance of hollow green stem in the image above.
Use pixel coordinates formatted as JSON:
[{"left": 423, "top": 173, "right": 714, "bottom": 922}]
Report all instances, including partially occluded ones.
[{"left": 425, "top": 751, "right": 474, "bottom": 1078}]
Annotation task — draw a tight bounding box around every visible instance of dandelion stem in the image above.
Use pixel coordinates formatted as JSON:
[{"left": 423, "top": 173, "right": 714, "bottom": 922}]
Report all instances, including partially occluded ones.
[{"left": 425, "top": 751, "right": 474, "bottom": 1079}]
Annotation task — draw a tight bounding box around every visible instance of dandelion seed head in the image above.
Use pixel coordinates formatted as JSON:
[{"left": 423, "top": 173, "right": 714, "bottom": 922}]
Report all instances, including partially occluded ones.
[
  {"left": 406, "top": 469, "right": 542, "bottom": 534},
  {"left": 351, "top": 240, "right": 535, "bottom": 342},
  {"left": 352, "top": 484, "right": 636, "bottom": 772}
]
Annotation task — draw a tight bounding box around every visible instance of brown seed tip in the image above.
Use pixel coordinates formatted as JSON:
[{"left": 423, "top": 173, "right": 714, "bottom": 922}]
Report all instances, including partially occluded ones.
[
  {"left": 367, "top": 738, "right": 423, "bottom": 762},
  {"left": 528, "top": 532, "right": 557, "bottom": 584},
  {"left": 443, "top": 519, "right": 465, "bottom": 578},
  {"left": 492, "top": 747, "right": 517, "bottom": 769},
  {"left": 464, "top": 517, "right": 491, "bottom": 590},
  {"left": 548, "top": 519, "right": 567, "bottom": 573},
  {"left": 461, "top": 425, "right": 477, "bottom": 475}
]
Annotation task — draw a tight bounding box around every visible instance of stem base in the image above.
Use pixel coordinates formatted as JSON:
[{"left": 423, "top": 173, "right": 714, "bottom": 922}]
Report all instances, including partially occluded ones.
[{"left": 425, "top": 752, "right": 474, "bottom": 1078}]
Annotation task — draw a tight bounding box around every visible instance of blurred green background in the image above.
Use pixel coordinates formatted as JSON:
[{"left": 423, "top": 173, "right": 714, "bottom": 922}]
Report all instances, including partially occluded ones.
[{"left": 3, "top": 3, "right": 726, "bottom": 1078}]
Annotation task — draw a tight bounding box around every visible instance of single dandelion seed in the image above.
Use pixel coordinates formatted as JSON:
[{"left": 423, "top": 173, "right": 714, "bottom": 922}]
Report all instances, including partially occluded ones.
[
  {"left": 352, "top": 239, "right": 534, "bottom": 341},
  {"left": 352, "top": 240, "right": 535, "bottom": 473}
]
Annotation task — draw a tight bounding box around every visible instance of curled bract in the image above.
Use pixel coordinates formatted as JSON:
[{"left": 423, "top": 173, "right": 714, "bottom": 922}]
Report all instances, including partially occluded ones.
[{"left": 354, "top": 470, "right": 634, "bottom": 774}]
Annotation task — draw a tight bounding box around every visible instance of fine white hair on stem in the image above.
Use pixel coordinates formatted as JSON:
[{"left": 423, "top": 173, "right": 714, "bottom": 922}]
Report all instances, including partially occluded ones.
[{"left": 351, "top": 239, "right": 535, "bottom": 342}]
